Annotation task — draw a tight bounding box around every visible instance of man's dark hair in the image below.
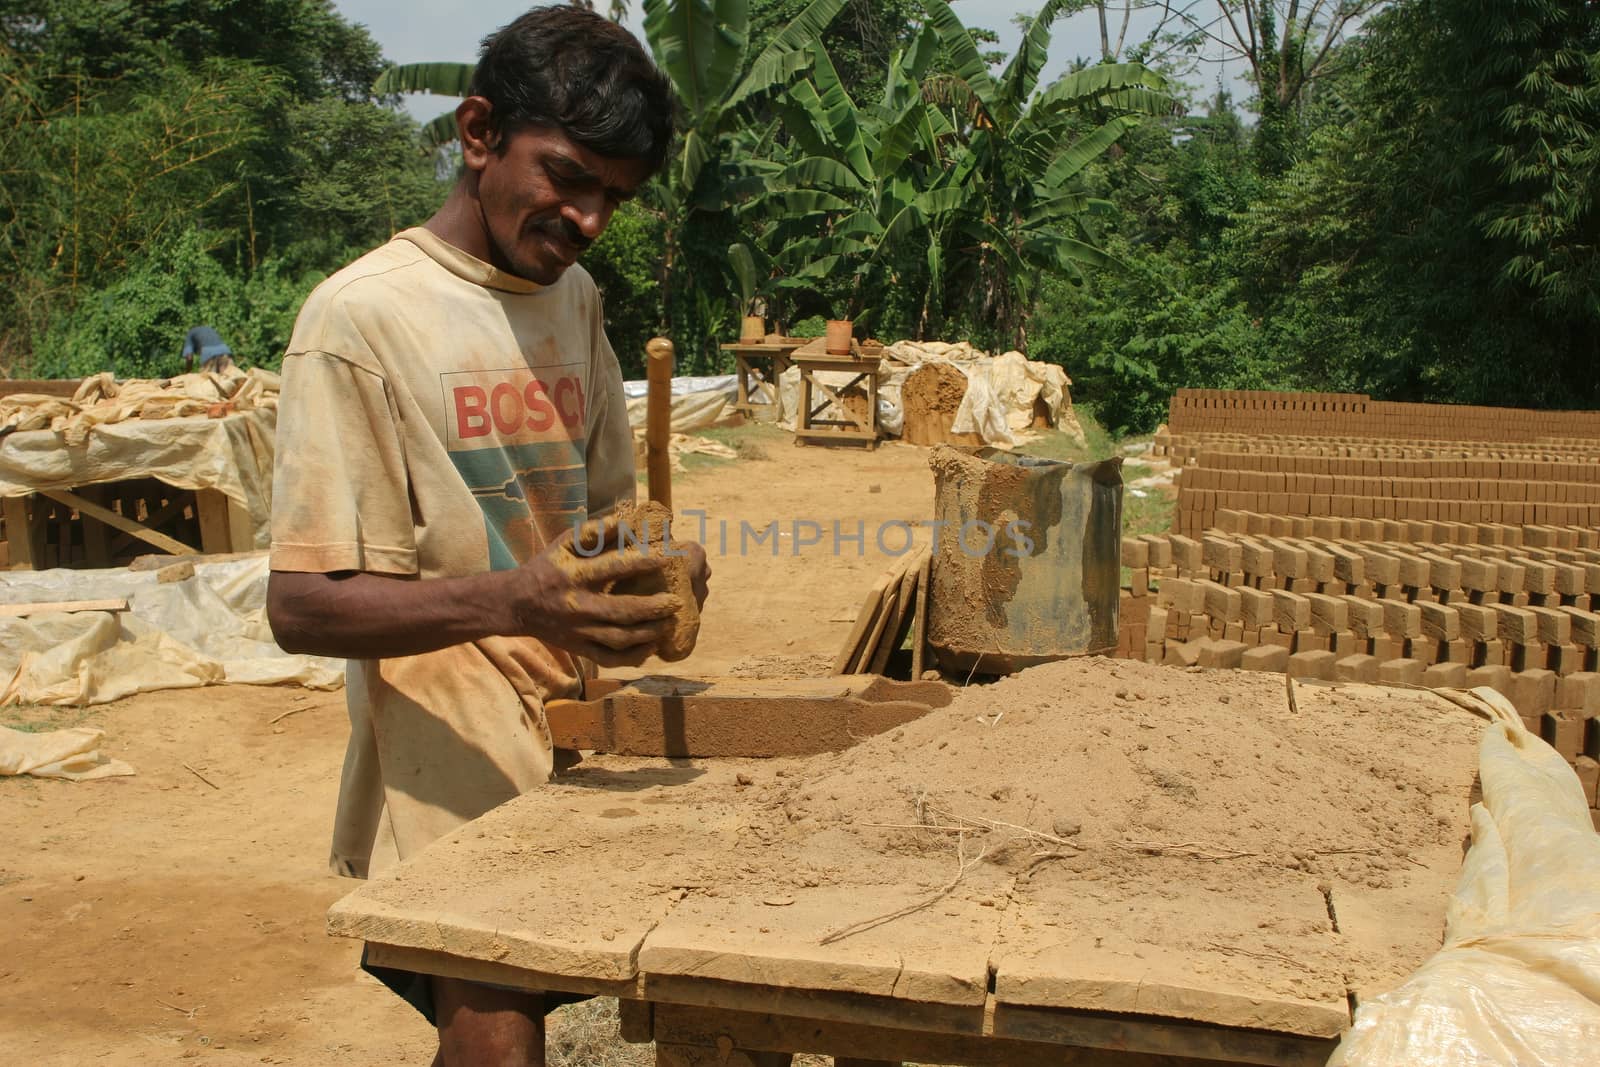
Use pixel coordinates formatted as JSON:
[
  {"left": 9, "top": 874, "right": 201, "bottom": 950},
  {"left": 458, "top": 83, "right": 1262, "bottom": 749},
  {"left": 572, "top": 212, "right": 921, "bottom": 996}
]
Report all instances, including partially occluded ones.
[{"left": 470, "top": 5, "right": 674, "bottom": 174}]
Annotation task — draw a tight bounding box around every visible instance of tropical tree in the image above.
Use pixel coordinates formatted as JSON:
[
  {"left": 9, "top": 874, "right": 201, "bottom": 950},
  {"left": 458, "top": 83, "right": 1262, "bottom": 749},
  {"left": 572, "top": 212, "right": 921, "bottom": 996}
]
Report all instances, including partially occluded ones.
[{"left": 742, "top": 0, "right": 1173, "bottom": 348}]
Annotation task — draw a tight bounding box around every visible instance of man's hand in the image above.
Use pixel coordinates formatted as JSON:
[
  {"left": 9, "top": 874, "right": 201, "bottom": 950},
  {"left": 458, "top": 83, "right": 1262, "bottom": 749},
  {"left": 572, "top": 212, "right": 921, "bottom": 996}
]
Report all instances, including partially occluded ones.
[{"left": 507, "top": 516, "right": 681, "bottom": 667}]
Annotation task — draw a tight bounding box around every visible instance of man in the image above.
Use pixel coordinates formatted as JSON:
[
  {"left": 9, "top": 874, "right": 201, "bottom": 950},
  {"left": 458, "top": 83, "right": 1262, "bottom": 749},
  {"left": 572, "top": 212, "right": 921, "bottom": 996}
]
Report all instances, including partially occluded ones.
[
  {"left": 265, "top": 8, "right": 704, "bottom": 1065},
  {"left": 181, "top": 324, "right": 235, "bottom": 373}
]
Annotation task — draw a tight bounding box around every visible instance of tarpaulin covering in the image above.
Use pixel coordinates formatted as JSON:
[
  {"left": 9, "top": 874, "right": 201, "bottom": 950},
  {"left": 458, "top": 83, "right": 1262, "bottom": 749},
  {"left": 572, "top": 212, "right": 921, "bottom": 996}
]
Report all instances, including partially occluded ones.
[
  {"left": 0, "top": 725, "right": 134, "bottom": 780},
  {"left": 775, "top": 340, "right": 1083, "bottom": 447},
  {"left": 623, "top": 374, "right": 736, "bottom": 435},
  {"left": 1330, "top": 687, "right": 1600, "bottom": 1066},
  {"left": 0, "top": 555, "right": 342, "bottom": 706}
]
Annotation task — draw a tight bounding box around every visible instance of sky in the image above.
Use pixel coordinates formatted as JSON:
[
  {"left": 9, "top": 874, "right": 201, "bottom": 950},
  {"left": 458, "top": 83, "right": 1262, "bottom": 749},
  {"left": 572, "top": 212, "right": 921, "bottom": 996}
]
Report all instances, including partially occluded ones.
[{"left": 330, "top": 1, "right": 1254, "bottom": 124}]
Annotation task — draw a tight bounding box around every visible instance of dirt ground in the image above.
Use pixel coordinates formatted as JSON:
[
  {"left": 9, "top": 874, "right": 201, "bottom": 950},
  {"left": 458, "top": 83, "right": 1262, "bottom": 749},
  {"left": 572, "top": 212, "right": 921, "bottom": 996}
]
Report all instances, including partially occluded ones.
[{"left": 1, "top": 431, "right": 1010, "bottom": 1066}]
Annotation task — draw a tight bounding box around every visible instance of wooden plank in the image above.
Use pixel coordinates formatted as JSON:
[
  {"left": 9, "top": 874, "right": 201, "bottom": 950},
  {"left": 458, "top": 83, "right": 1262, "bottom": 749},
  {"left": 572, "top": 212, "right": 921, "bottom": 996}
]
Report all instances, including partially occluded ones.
[
  {"left": 0, "top": 598, "right": 129, "bottom": 618},
  {"left": 651, "top": 1000, "right": 1316, "bottom": 1067},
  {"left": 37, "top": 486, "right": 197, "bottom": 557},
  {"left": 55, "top": 497, "right": 75, "bottom": 566},
  {"left": 910, "top": 551, "right": 932, "bottom": 679},
  {"left": 329, "top": 762, "right": 736, "bottom": 987},
  {"left": 128, "top": 549, "right": 266, "bottom": 571},
  {"left": 360, "top": 942, "right": 638, "bottom": 1000},
  {"left": 990, "top": 862, "right": 1351, "bottom": 1038},
  {"left": 832, "top": 569, "right": 895, "bottom": 675},
  {"left": 870, "top": 553, "right": 923, "bottom": 675},
  {"left": 990, "top": 1002, "right": 1337, "bottom": 1067},
  {"left": 194, "top": 488, "right": 234, "bottom": 555},
  {"left": 618, "top": 999, "right": 653, "bottom": 1043},
  {"left": 3, "top": 495, "right": 36, "bottom": 569},
  {"left": 850, "top": 580, "right": 900, "bottom": 675},
  {"left": 987, "top": 680, "right": 1479, "bottom": 1042},
  {"left": 543, "top": 676, "right": 940, "bottom": 758},
  {"left": 638, "top": 881, "right": 1009, "bottom": 1008}
]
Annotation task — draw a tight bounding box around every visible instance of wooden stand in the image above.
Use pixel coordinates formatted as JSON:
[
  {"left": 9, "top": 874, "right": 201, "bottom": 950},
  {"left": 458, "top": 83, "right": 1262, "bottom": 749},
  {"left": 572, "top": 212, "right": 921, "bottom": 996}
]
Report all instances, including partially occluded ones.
[
  {"left": 792, "top": 338, "right": 881, "bottom": 448},
  {"left": 1, "top": 480, "right": 253, "bottom": 570},
  {"left": 719, "top": 340, "right": 804, "bottom": 419}
]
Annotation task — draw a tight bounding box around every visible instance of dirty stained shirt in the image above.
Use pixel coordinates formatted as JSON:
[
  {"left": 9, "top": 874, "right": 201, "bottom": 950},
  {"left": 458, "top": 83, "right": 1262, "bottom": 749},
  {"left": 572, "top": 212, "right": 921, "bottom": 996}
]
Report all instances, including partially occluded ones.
[{"left": 269, "top": 227, "right": 635, "bottom": 877}]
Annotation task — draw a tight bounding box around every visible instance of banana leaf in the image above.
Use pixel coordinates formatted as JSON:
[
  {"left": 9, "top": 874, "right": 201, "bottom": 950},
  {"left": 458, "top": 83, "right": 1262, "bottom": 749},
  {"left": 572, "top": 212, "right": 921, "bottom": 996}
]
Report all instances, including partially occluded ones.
[
  {"left": 726, "top": 0, "right": 850, "bottom": 110},
  {"left": 374, "top": 62, "right": 474, "bottom": 97},
  {"left": 809, "top": 43, "right": 873, "bottom": 178},
  {"left": 643, "top": 0, "right": 748, "bottom": 119},
  {"left": 916, "top": 0, "right": 997, "bottom": 109},
  {"left": 1039, "top": 115, "right": 1144, "bottom": 189}
]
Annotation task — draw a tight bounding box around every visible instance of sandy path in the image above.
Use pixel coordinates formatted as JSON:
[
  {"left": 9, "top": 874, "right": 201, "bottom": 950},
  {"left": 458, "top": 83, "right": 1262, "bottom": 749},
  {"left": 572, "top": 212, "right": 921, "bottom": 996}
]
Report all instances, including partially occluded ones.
[{"left": 0, "top": 436, "right": 937, "bottom": 1065}]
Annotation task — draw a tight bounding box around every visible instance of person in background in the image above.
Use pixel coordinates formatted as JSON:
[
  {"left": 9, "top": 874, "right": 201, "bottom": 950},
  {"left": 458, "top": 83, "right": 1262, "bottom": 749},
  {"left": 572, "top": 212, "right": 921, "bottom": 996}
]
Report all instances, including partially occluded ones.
[{"left": 181, "top": 325, "right": 235, "bottom": 373}]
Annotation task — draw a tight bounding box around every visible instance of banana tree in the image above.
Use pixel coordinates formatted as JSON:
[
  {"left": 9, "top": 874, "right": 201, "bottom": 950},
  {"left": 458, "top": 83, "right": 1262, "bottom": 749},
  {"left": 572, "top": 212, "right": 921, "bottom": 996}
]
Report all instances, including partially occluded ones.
[
  {"left": 639, "top": 0, "right": 853, "bottom": 369},
  {"left": 728, "top": 22, "right": 953, "bottom": 334},
  {"left": 915, "top": 0, "right": 1174, "bottom": 347},
  {"left": 745, "top": 0, "right": 1175, "bottom": 347},
  {"left": 372, "top": 62, "right": 473, "bottom": 147}
]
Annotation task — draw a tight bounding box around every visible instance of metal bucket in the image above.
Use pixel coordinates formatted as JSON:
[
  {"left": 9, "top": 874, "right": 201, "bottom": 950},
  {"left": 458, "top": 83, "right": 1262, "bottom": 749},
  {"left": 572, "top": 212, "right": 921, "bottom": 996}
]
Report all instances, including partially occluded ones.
[{"left": 925, "top": 446, "right": 1123, "bottom": 675}]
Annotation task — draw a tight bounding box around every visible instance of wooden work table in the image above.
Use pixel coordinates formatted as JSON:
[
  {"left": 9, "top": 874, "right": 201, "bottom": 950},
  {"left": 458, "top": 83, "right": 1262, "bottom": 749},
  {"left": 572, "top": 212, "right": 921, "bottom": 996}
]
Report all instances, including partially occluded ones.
[
  {"left": 718, "top": 339, "right": 807, "bottom": 419},
  {"left": 328, "top": 700, "right": 1480, "bottom": 1067},
  {"left": 789, "top": 337, "right": 885, "bottom": 447}
]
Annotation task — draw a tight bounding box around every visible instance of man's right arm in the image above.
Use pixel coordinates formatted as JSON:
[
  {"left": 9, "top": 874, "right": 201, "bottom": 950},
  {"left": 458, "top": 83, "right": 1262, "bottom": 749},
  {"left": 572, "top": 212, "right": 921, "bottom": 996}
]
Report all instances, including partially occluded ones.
[{"left": 268, "top": 522, "right": 682, "bottom": 665}]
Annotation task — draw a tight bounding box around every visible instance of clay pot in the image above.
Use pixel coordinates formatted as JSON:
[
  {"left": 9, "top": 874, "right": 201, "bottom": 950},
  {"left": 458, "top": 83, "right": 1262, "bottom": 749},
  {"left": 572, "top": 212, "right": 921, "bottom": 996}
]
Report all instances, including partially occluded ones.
[
  {"left": 825, "top": 319, "right": 854, "bottom": 356},
  {"left": 740, "top": 315, "right": 765, "bottom": 343}
]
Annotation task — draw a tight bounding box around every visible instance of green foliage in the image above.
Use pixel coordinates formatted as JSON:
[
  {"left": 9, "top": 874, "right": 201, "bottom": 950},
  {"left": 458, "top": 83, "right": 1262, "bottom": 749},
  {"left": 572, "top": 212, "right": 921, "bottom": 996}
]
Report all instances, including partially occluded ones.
[
  {"left": 745, "top": 0, "right": 921, "bottom": 108},
  {"left": 1223, "top": 0, "right": 1600, "bottom": 407},
  {"left": 1029, "top": 241, "right": 1279, "bottom": 436},
  {"left": 32, "top": 228, "right": 323, "bottom": 379},
  {"left": 582, "top": 201, "right": 666, "bottom": 378},
  {"left": 744, "top": 1, "right": 1171, "bottom": 350},
  {"left": 0, "top": 0, "right": 447, "bottom": 375}
]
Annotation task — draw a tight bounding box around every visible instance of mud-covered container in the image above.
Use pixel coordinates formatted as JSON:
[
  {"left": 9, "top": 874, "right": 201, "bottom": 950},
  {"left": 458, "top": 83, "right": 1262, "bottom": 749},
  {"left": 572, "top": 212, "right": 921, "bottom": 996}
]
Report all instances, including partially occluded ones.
[{"left": 926, "top": 446, "right": 1122, "bottom": 675}]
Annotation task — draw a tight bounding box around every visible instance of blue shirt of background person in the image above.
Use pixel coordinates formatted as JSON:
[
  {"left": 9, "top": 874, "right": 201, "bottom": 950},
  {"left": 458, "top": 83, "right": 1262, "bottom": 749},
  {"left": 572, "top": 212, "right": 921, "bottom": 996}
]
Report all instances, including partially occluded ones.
[{"left": 181, "top": 325, "right": 234, "bottom": 372}]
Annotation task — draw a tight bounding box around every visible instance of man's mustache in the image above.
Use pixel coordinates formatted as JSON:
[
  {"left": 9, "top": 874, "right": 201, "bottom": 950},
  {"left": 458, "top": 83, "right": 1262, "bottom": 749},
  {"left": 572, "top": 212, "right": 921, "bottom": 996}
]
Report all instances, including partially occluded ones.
[{"left": 533, "top": 217, "right": 591, "bottom": 250}]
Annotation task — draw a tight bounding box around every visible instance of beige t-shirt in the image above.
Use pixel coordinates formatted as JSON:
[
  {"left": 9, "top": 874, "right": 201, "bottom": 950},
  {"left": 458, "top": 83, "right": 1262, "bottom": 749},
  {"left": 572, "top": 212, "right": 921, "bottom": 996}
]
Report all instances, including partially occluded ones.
[{"left": 270, "top": 227, "right": 636, "bottom": 877}]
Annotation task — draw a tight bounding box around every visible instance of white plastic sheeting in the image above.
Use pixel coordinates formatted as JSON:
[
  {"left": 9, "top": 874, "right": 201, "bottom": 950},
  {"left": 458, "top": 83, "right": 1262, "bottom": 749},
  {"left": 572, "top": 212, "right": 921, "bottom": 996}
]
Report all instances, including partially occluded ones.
[
  {"left": 775, "top": 341, "right": 1081, "bottom": 447},
  {"left": 1330, "top": 686, "right": 1600, "bottom": 1067},
  {"left": 0, "top": 725, "right": 134, "bottom": 780},
  {"left": 623, "top": 374, "right": 737, "bottom": 434},
  {"left": 0, "top": 555, "right": 343, "bottom": 706}
]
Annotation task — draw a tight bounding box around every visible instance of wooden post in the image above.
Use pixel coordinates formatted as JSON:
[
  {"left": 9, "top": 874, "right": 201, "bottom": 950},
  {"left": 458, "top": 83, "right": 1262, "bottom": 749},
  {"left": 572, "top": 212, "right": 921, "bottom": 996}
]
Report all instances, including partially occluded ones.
[
  {"left": 80, "top": 486, "right": 111, "bottom": 566},
  {"left": 646, "top": 337, "right": 674, "bottom": 510},
  {"left": 3, "top": 496, "right": 37, "bottom": 569},
  {"left": 195, "top": 488, "right": 234, "bottom": 555}
]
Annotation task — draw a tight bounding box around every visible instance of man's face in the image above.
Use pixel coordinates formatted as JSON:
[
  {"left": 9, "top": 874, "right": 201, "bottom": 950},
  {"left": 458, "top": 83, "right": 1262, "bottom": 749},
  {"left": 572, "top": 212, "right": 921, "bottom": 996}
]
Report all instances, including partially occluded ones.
[{"left": 473, "top": 124, "right": 650, "bottom": 286}]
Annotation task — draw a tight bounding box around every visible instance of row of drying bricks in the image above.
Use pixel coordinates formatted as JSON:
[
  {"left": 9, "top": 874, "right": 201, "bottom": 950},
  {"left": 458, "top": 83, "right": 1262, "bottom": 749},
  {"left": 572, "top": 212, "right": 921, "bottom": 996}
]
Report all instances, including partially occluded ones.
[
  {"left": 1174, "top": 495, "right": 1600, "bottom": 538},
  {"left": 1112, "top": 531, "right": 1600, "bottom": 824},
  {"left": 1162, "top": 437, "right": 1600, "bottom": 473},
  {"left": 1201, "top": 511, "right": 1600, "bottom": 551},
  {"left": 1153, "top": 434, "right": 1600, "bottom": 468}
]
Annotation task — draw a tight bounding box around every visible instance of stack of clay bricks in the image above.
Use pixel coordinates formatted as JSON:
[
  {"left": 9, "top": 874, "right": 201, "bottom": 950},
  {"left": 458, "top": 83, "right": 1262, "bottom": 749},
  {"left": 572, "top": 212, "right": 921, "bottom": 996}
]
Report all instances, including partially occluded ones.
[
  {"left": 1113, "top": 529, "right": 1600, "bottom": 828},
  {"left": 1165, "top": 388, "right": 1600, "bottom": 443},
  {"left": 1168, "top": 442, "right": 1600, "bottom": 538}
]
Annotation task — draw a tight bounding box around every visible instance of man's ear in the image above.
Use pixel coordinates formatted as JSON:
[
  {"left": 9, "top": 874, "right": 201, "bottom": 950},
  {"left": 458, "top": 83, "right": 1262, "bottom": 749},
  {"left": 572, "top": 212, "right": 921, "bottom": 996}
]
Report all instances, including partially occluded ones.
[{"left": 457, "top": 96, "right": 500, "bottom": 172}]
